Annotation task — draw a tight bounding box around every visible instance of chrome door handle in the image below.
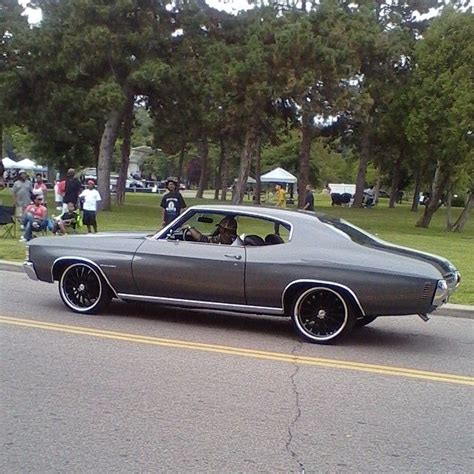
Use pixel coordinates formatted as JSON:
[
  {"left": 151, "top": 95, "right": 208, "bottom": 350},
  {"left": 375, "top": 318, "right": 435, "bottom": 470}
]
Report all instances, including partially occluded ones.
[{"left": 225, "top": 254, "right": 242, "bottom": 260}]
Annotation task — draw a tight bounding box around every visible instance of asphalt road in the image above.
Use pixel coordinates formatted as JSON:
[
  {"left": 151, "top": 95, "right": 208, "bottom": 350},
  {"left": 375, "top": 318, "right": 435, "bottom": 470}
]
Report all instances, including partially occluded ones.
[{"left": 1, "top": 269, "right": 473, "bottom": 473}]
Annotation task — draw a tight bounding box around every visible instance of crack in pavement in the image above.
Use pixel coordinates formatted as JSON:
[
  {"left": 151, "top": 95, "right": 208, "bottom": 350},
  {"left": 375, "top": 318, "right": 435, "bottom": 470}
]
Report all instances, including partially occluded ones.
[{"left": 285, "top": 340, "right": 306, "bottom": 473}]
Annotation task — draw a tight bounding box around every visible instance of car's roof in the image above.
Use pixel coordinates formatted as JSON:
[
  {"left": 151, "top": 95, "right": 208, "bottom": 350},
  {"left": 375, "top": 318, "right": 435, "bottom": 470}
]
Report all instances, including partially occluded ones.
[{"left": 190, "top": 204, "right": 322, "bottom": 223}]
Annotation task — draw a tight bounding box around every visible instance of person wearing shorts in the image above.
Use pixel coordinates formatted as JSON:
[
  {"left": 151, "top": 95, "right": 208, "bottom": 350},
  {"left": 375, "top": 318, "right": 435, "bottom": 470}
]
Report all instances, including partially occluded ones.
[{"left": 79, "top": 180, "right": 101, "bottom": 233}]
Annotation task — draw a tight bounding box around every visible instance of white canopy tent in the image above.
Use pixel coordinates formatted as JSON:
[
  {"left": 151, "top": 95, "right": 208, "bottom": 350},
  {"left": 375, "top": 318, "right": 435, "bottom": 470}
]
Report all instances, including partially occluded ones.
[
  {"left": 2, "top": 157, "right": 20, "bottom": 169},
  {"left": 260, "top": 167, "right": 297, "bottom": 184},
  {"left": 16, "top": 158, "right": 40, "bottom": 170}
]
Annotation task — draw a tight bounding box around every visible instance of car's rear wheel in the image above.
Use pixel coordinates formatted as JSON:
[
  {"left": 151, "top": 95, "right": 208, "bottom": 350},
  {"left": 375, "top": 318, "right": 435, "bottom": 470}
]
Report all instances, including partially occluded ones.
[
  {"left": 355, "top": 315, "right": 378, "bottom": 327},
  {"left": 291, "top": 287, "right": 355, "bottom": 344},
  {"left": 59, "top": 263, "right": 111, "bottom": 314}
]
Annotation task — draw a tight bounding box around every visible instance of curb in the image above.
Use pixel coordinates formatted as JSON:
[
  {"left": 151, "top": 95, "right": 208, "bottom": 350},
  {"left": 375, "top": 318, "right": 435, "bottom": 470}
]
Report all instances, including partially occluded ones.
[
  {"left": 0, "top": 260, "right": 23, "bottom": 272},
  {"left": 0, "top": 259, "right": 472, "bottom": 319}
]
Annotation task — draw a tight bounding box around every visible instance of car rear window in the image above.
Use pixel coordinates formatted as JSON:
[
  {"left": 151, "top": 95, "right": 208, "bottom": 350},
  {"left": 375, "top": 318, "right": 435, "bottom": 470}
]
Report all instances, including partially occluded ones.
[{"left": 318, "top": 216, "right": 378, "bottom": 246}]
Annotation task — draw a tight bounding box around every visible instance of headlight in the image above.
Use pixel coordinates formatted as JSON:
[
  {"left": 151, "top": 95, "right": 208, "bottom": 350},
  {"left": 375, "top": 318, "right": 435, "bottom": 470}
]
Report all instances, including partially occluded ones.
[
  {"left": 432, "top": 279, "right": 448, "bottom": 307},
  {"left": 25, "top": 245, "right": 30, "bottom": 261},
  {"left": 437, "top": 280, "right": 448, "bottom": 290}
]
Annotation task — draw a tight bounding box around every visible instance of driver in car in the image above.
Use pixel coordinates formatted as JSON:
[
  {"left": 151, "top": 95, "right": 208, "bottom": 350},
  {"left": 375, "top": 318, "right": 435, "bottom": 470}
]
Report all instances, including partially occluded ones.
[{"left": 186, "top": 216, "right": 238, "bottom": 245}]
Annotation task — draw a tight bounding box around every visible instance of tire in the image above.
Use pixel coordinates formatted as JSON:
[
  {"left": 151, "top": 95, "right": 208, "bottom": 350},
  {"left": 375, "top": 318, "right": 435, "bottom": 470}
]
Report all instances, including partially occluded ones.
[
  {"left": 291, "top": 287, "right": 355, "bottom": 344},
  {"left": 355, "top": 315, "right": 378, "bottom": 328},
  {"left": 59, "top": 263, "right": 112, "bottom": 314}
]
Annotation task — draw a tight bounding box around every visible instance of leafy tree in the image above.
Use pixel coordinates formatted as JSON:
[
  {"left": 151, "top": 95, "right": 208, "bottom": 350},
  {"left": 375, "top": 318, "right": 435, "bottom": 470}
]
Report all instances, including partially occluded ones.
[
  {"left": 273, "top": 2, "right": 360, "bottom": 207},
  {"left": 407, "top": 8, "right": 474, "bottom": 229},
  {"left": 33, "top": 0, "right": 173, "bottom": 209},
  {"left": 344, "top": 0, "right": 439, "bottom": 208},
  {"left": 0, "top": 0, "right": 31, "bottom": 157}
]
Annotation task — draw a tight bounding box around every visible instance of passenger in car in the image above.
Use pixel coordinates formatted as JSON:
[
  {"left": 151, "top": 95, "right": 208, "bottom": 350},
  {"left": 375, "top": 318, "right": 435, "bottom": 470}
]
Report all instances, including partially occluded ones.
[{"left": 186, "top": 216, "right": 238, "bottom": 245}]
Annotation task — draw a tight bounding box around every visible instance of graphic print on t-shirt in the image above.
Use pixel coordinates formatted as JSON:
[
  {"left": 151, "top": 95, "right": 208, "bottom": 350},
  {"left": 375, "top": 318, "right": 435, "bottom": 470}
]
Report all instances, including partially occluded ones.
[{"left": 161, "top": 191, "right": 186, "bottom": 224}]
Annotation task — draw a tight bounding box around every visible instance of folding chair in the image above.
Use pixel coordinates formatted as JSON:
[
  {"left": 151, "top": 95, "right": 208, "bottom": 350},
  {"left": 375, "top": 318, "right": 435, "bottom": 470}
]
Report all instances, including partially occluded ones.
[{"left": 0, "top": 205, "right": 17, "bottom": 239}]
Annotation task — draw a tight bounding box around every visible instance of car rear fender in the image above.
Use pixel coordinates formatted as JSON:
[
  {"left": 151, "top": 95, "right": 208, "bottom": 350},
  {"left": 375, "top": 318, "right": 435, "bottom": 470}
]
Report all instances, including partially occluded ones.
[
  {"left": 51, "top": 257, "right": 118, "bottom": 298},
  {"left": 282, "top": 279, "right": 365, "bottom": 317}
]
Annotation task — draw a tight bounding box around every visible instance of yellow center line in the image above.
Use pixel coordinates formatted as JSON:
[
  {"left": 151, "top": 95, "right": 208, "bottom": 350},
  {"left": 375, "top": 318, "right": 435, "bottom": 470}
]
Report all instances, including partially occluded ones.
[{"left": 1, "top": 315, "right": 473, "bottom": 386}]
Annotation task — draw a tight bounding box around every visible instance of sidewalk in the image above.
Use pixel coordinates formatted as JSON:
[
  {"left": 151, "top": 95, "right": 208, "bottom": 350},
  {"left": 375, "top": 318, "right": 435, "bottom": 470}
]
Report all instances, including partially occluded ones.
[{"left": 1, "top": 259, "right": 472, "bottom": 319}]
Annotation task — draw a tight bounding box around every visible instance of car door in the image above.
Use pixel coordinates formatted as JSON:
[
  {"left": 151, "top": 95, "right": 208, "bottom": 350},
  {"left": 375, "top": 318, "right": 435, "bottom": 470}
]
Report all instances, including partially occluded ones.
[{"left": 131, "top": 238, "right": 246, "bottom": 304}]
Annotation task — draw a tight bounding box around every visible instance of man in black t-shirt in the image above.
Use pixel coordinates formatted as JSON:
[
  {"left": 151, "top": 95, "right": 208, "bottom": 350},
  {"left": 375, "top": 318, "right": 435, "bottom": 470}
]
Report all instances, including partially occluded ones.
[
  {"left": 63, "top": 168, "right": 82, "bottom": 211},
  {"left": 303, "top": 184, "right": 315, "bottom": 211},
  {"left": 160, "top": 178, "right": 186, "bottom": 226}
]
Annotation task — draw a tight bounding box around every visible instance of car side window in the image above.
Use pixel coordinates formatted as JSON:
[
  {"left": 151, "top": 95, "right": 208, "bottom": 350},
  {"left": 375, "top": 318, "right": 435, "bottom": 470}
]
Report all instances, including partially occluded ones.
[
  {"left": 161, "top": 212, "right": 290, "bottom": 246},
  {"left": 235, "top": 216, "right": 290, "bottom": 245}
]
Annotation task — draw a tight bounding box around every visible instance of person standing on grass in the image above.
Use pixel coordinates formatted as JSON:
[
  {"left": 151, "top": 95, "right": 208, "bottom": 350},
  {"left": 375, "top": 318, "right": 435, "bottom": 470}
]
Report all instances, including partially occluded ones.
[
  {"left": 160, "top": 177, "right": 186, "bottom": 226},
  {"left": 275, "top": 184, "right": 286, "bottom": 208},
  {"left": 32, "top": 174, "right": 48, "bottom": 205},
  {"left": 12, "top": 170, "right": 32, "bottom": 217},
  {"left": 303, "top": 184, "right": 315, "bottom": 211},
  {"left": 63, "top": 168, "right": 82, "bottom": 211},
  {"left": 79, "top": 180, "right": 101, "bottom": 233}
]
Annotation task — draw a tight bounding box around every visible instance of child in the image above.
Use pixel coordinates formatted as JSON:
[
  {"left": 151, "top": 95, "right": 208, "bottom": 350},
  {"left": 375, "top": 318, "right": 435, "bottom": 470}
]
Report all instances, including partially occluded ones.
[
  {"left": 79, "top": 180, "right": 101, "bottom": 233},
  {"left": 52, "top": 202, "right": 79, "bottom": 235}
]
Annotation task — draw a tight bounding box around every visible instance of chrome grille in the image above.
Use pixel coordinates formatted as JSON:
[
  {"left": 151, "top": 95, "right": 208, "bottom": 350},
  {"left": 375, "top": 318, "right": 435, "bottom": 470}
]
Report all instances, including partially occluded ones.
[{"left": 421, "top": 282, "right": 433, "bottom": 300}]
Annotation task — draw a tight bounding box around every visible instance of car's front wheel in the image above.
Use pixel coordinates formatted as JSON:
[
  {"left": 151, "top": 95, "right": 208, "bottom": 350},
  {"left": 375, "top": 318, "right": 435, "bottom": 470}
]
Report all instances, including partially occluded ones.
[
  {"left": 291, "top": 287, "right": 355, "bottom": 344},
  {"left": 59, "top": 263, "right": 111, "bottom": 314}
]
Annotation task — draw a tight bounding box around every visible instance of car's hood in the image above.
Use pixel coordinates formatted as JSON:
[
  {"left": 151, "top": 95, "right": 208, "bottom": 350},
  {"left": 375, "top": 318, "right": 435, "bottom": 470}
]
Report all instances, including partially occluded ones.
[{"left": 27, "top": 231, "right": 153, "bottom": 252}]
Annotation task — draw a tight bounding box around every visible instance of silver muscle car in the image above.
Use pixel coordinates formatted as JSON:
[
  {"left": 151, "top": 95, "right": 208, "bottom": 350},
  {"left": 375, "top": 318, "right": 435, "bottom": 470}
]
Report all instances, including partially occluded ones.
[{"left": 24, "top": 205, "right": 461, "bottom": 343}]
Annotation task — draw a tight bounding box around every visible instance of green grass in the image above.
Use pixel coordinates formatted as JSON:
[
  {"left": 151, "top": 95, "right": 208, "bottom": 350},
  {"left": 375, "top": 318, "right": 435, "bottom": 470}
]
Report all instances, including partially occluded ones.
[{"left": 1, "top": 189, "right": 472, "bottom": 304}]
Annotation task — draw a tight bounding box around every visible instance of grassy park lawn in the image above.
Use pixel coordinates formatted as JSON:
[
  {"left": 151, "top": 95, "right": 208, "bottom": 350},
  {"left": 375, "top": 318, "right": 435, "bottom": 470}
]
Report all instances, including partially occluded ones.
[{"left": 1, "top": 188, "right": 472, "bottom": 304}]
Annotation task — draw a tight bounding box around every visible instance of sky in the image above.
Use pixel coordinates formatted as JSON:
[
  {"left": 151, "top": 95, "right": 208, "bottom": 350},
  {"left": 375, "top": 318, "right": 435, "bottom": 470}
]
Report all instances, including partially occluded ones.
[{"left": 18, "top": 0, "right": 253, "bottom": 24}]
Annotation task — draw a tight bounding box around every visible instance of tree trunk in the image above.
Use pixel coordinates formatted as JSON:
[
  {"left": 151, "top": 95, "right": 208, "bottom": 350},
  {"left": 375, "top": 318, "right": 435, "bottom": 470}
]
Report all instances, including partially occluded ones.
[
  {"left": 214, "top": 136, "right": 225, "bottom": 200},
  {"left": 177, "top": 142, "right": 186, "bottom": 183},
  {"left": 451, "top": 191, "right": 473, "bottom": 232},
  {"left": 97, "top": 108, "right": 122, "bottom": 211},
  {"left": 389, "top": 155, "right": 402, "bottom": 208},
  {"left": 445, "top": 181, "right": 454, "bottom": 230},
  {"left": 92, "top": 141, "right": 100, "bottom": 167},
  {"left": 232, "top": 126, "right": 259, "bottom": 205},
  {"left": 220, "top": 142, "right": 229, "bottom": 201},
  {"left": 116, "top": 94, "right": 134, "bottom": 206},
  {"left": 411, "top": 168, "right": 421, "bottom": 212},
  {"left": 196, "top": 137, "right": 209, "bottom": 199},
  {"left": 353, "top": 123, "right": 371, "bottom": 208},
  {"left": 254, "top": 137, "right": 262, "bottom": 205},
  {"left": 297, "top": 113, "right": 313, "bottom": 208},
  {"left": 0, "top": 121, "right": 3, "bottom": 159},
  {"left": 416, "top": 158, "right": 448, "bottom": 228}
]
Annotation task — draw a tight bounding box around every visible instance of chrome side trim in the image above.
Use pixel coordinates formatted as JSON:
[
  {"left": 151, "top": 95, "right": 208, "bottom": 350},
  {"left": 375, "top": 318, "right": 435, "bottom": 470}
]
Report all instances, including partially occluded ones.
[
  {"left": 23, "top": 261, "right": 38, "bottom": 281},
  {"left": 117, "top": 293, "right": 285, "bottom": 315},
  {"left": 282, "top": 279, "right": 366, "bottom": 316},
  {"left": 51, "top": 256, "right": 119, "bottom": 298}
]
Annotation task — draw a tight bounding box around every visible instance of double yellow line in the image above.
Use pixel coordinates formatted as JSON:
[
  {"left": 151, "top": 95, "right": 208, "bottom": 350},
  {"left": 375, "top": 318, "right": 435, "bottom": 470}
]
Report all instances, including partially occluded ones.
[{"left": 1, "top": 315, "right": 473, "bottom": 386}]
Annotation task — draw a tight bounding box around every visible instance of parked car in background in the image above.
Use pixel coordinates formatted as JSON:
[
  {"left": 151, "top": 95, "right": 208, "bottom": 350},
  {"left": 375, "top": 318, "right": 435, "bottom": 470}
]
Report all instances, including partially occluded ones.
[{"left": 23, "top": 205, "right": 460, "bottom": 344}]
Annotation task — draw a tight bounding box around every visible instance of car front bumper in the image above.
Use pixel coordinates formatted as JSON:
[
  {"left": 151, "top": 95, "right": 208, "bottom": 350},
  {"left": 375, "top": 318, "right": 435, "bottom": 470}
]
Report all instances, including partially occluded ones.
[{"left": 23, "top": 261, "right": 39, "bottom": 281}]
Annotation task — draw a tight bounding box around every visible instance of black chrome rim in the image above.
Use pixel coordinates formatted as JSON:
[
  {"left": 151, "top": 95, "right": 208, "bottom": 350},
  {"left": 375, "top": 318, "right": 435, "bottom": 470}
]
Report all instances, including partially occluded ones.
[
  {"left": 61, "top": 265, "right": 101, "bottom": 311},
  {"left": 295, "top": 288, "right": 348, "bottom": 340}
]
